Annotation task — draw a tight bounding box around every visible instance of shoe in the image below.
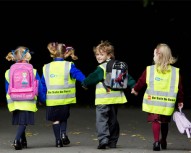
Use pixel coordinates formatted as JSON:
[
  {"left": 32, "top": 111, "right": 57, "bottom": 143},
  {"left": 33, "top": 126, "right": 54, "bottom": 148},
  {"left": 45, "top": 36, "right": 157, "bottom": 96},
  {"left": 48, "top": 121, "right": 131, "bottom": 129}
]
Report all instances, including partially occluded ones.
[
  {"left": 109, "top": 144, "right": 116, "bottom": 148},
  {"left": 97, "top": 143, "right": 107, "bottom": 149},
  {"left": 21, "top": 140, "right": 27, "bottom": 148},
  {"left": 20, "top": 138, "right": 27, "bottom": 148},
  {"left": 56, "top": 139, "right": 63, "bottom": 148},
  {"left": 153, "top": 141, "right": 160, "bottom": 151},
  {"left": 13, "top": 140, "right": 22, "bottom": 150},
  {"left": 62, "top": 134, "right": 70, "bottom": 145},
  {"left": 160, "top": 139, "right": 167, "bottom": 149},
  {"left": 108, "top": 143, "right": 116, "bottom": 148}
]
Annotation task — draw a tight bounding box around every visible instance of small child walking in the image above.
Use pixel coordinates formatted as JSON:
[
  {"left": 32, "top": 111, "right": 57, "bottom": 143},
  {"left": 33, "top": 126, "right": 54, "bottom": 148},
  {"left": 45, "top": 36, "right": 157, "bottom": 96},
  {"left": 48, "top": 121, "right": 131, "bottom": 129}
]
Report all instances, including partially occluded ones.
[
  {"left": 131, "top": 43, "right": 184, "bottom": 151},
  {"left": 5, "top": 46, "right": 44, "bottom": 150},
  {"left": 82, "top": 40, "right": 136, "bottom": 149},
  {"left": 41, "top": 42, "right": 85, "bottom": 147}
]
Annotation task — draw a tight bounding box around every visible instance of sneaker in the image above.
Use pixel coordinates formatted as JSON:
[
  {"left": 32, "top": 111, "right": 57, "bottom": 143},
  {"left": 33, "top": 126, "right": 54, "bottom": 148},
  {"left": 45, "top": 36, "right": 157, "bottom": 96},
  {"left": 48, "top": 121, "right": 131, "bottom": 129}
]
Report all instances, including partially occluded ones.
[{"left": 153, "top": 141, "right": 160, "bottom": 151}]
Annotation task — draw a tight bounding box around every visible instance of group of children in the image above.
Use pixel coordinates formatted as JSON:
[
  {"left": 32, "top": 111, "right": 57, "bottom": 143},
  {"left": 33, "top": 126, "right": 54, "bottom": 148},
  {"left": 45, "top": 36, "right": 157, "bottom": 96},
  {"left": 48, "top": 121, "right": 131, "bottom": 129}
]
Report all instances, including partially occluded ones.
[{"left": 5, "top": 41, "right": 184, "bottom": 151}]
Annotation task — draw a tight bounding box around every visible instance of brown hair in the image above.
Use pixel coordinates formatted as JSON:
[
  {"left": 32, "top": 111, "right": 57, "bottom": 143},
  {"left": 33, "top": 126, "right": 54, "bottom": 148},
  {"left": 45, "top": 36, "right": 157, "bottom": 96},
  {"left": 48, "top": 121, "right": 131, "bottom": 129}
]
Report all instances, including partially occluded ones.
[
  {"left": 47, "top": 42, "right": 78, "bottom": 60},
  {"left": 93, "top": 40, "right": 115, "bottom": 59},
  {"left": 5, "top": 46, "right": 31, "bottom": 62}
]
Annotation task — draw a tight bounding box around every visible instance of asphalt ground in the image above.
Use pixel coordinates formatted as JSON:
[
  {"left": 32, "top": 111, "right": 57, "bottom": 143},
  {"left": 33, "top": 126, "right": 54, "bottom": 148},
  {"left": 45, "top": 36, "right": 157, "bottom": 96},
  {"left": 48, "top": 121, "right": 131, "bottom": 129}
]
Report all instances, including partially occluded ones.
[{"left": 0, "top": 105, "right": 191, "bottom": 153}]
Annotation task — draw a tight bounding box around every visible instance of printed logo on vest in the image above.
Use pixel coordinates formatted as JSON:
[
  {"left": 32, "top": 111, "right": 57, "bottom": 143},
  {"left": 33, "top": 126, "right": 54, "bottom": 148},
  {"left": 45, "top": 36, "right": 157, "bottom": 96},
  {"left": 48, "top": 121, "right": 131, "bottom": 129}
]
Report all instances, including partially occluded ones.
[
  {"left": 148, "top": 95, "right": 151, "bottom": 100},
  {"left": 155, "top": 77, "right": 163, "bottom": 81}
]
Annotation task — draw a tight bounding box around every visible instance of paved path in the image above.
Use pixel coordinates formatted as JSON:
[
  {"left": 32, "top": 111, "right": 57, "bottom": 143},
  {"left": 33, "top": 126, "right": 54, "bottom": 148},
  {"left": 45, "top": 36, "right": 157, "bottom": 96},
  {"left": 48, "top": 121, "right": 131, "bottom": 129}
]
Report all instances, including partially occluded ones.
[{"left": 0, "top": 105, "right": 191, "bottom": 153}]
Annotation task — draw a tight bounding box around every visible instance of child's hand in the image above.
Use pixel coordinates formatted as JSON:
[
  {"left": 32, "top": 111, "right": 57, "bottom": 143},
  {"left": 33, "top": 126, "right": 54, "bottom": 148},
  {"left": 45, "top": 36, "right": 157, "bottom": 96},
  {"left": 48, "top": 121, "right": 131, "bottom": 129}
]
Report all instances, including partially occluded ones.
[
  {"left": 38, "top": 102, "right": 44, "bottom": 106},
  {"left": 131, "top": 88, "right": 138, "bottom": 96},
  {"left": 82, "top": 85, "right": 88, "bottom": 90},
  {"left": 178, "top": 102, "right": 184, "bottom": 109},
  {"left": 81, "top": 81, "right": 88, "bottom": 90}
]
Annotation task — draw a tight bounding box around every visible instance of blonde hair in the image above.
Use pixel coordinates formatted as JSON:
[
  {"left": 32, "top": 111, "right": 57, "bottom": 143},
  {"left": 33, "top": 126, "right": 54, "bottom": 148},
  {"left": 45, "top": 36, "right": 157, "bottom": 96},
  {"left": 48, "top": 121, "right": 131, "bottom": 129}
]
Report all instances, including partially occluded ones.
[
  {"left": 5, "top": 46, "right": 31, "bottom": 62},
  {"left": 47, "top": 42, "right": 78, "bottom": 60},
  {"left": 153, "top": 43, "right": 177, "bottom": 73},
  {"left": 93, "top": 40, "right": 115, "bottom": 59}
]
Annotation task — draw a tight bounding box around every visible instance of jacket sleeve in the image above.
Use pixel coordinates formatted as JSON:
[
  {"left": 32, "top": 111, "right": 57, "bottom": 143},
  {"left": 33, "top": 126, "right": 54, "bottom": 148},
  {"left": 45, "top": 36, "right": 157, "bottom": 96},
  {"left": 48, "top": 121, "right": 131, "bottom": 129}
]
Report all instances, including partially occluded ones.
[
  {"left": 70, "top": 63, "right": 86, "bottom": 83},
  {"left": 133, "top": 69, "right": 147, "bottom": 92},
  {"left": 35, "top": 72, "right": 46, "bottom": 103},
  {"left": 127, "top": 74, "right": 136, "bottom": 89},
  {"left": 5, "top": 79, "right": 9, "bottom": 93},
  {"left": 177, "top": 74, "right": 184, "bottom": 103},
  {"left": 5, "top": 70, "right": 9, "bottom": 93},
  {"left": 82, "top": 66, "right": 104, "bottom": 87}
]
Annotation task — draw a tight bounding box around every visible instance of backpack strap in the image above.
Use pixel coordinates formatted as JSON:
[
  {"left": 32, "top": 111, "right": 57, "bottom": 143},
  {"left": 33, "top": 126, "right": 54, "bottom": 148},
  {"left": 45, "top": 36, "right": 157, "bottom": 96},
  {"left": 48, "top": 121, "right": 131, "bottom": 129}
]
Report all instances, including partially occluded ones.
[
  {"left": 102, "top": 80, "right": 110, "bottom": 92},
  {"left": 101, "top": 59, "right": 115, "bottom": 92},
  {"left": 106, "top": 59, "right": 115, "bottom": 72}
]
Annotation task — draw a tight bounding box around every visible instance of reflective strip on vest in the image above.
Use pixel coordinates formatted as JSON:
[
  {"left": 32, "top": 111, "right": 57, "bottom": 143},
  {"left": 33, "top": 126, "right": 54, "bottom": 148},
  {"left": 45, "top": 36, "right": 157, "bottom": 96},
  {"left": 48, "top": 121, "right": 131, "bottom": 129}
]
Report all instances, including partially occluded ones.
[
  {"left": 95, "top": 63, "right": 127, "bottom": 105},
  {"left": 143, "top": 65, "right": 179, "bottom": 116},
  {"left": 43, "top": 61, "right": 76, "bottom": 106},
  {"left": 5, "top": 69, "right": 38, "bottom": 112}
]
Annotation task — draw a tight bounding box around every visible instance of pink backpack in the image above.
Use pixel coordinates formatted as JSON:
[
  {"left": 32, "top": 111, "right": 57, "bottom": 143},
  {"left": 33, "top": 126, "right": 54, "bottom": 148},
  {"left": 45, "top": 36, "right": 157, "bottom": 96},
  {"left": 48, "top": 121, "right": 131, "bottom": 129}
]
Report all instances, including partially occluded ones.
[{"left": 8, "top": 63, "right": 38, "bottom": 101}]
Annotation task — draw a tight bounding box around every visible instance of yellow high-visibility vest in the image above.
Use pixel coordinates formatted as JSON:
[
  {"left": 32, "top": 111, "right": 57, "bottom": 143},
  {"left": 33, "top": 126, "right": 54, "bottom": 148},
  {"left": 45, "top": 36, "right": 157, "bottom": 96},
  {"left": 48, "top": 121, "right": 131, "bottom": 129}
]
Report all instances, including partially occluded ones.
[
  {"left": 143, "top": 65, "right": 179, "bottom": 116},
  {"left": 43, "top": 61, "right": 76, "bottom": 106},
  {"left": 5, "top": 69, "right": 38, "bottom": 112},
  {"left": 95, "top": 62, "right": 127, "bottom": 105}
]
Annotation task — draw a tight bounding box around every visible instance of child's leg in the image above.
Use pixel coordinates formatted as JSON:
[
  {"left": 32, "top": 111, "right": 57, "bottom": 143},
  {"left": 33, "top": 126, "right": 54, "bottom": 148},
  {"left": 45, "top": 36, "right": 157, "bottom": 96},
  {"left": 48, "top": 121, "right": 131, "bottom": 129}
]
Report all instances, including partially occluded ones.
[
  {"left": 161, "top": 123, "right": 168, "bottom": 141},
  {"left": 60, "top": 121, "right": 70, "bottom": 145},
  {"left": 152, "top": 121, "right": 160, "bottom": 142},
  {"left": 15, "top": 124, "right": 26, "bottom": 141},
  {"left": 96, "top": 105, "right": 109, "bottom": 149},
  {"left": 60, "top": 120, "right": 67, "bottom": 135},
  {"left": 60, "top": 105, "right": 70, "bottom": 145},
  {"left": 160, "top": 123, "right": 168, "bottom": 149},
  {"left": 52, "top": 121, "right": 63, "bottom": 147},
  {"left": 14, "top": 124, "right": 26, "bottom": 150},
  {"left": 21, "top": 125, "right": 27, "bottom": 148},
  {"left": 152, "top": 121, "right": 161, "bottom": 151},
  {"left": 108, "top": 105, "right": 119, "bottom": 148}
]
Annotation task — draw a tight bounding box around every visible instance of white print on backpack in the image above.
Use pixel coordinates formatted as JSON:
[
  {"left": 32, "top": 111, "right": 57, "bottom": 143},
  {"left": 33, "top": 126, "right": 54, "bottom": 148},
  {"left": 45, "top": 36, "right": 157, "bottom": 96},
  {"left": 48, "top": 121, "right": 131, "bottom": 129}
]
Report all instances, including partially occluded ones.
[
  {"left": 110, "top": 68, "right": 128, "bottom": 89},
  {"left": 21, "top": 72, "right": 28, "bottom": 86},
  {"left": 104, "top": 60, "right": 128, "bottom": 90},
  {"left": 11, "top": 93, "right": 34, "bottom": 99}
]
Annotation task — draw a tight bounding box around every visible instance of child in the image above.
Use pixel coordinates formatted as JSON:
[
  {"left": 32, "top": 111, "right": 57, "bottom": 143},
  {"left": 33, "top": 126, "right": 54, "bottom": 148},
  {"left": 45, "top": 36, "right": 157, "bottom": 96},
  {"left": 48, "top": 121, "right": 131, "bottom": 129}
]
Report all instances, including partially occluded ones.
[
  {"left": 131, "top": 43, "right": 184, "bottom": 151},
  {"left": 5, "top": 46, "right": 45, "bottom": 150},
  {"left": 81, "top": 40, "right": 136, "bottom": 149},
  {"left": 41, "top": 42, "right": 85, "bottom": 147}
]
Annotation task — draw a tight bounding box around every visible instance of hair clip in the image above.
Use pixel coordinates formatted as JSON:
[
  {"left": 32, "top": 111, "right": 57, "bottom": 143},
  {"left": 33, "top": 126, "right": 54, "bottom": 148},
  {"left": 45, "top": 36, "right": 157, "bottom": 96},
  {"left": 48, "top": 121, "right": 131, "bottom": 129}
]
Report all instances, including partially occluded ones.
[
  {"left": 66, "top": 46, "right": 74, "bottom": 51},
  {"left": 11, "top": 50, "right": 16, "bottom": 58},
  {"left": 11, "top": 50, "right": 15, "bottom": 55},
  {"left": 21, "top": 48, "right": 29, "bottom": 59}
]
